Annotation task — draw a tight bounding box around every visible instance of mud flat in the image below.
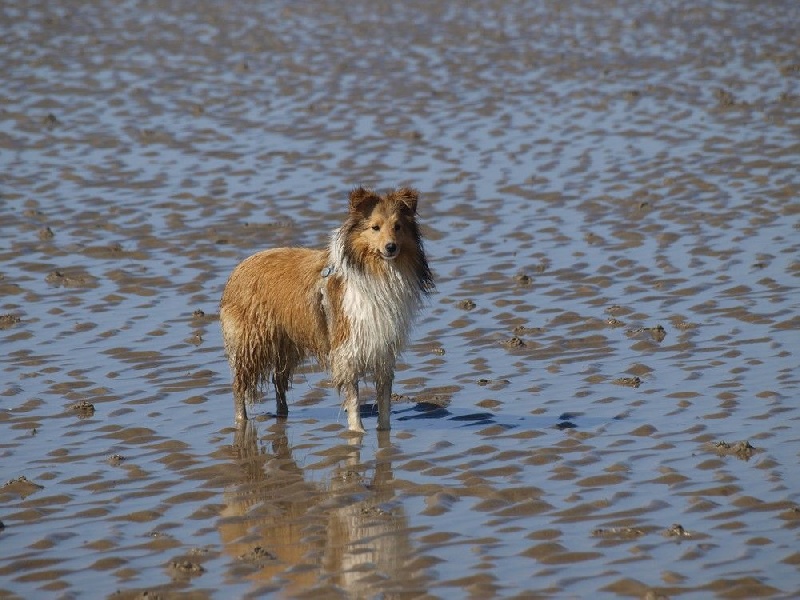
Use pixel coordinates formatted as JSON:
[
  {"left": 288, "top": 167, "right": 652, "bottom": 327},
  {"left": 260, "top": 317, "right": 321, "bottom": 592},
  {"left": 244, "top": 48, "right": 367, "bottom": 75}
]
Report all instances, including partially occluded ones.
[{"left": 1, "top": 1, "right": 799, "bottom": 598}]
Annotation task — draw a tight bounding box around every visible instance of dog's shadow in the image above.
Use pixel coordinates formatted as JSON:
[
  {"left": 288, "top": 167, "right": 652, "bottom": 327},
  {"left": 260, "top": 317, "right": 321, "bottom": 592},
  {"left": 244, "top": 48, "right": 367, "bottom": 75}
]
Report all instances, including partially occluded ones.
[
  {"left": 391, "top": 402, "right": 597, "bottom": 432},
  {"left": 392, "top": 401, "right": 496, "bottom": 426}
]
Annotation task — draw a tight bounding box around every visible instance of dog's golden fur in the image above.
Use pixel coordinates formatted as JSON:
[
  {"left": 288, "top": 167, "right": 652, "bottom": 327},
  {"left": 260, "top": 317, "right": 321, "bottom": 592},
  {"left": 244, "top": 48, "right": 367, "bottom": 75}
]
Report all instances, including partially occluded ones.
[{"left": 219, "top": 187, "right": 433, "bottom": 432}]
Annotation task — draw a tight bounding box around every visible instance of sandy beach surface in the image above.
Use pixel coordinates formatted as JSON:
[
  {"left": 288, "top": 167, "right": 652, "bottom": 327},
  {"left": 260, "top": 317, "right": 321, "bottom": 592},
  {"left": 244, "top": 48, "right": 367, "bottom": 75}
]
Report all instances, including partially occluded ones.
[{"left": 2, "top": 1, "right": 799, "bottom": 598}]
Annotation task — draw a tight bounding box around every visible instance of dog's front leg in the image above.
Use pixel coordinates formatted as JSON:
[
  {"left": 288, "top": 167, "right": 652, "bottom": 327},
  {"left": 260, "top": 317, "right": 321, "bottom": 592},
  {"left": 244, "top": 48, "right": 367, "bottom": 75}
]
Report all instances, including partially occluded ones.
[
  {"left": 376, "top": 373, "right": 393, "bottom": 431},
  {"left": 343, "top": 380, "right": 365, "bottom": 433}
]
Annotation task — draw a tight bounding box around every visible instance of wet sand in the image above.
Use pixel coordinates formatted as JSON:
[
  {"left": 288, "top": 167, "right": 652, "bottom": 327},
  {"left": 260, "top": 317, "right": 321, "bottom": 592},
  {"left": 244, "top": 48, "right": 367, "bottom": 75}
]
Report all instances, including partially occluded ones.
[{"left": 2, "top": 1, "right": 799, "bottom": 598}]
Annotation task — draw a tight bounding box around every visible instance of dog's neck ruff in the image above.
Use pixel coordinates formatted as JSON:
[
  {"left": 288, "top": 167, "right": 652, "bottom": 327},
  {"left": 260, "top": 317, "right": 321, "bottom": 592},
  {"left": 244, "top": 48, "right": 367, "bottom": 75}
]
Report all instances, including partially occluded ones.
[{"left": 327, "top": 229, "right": 424, "bottom": 375}]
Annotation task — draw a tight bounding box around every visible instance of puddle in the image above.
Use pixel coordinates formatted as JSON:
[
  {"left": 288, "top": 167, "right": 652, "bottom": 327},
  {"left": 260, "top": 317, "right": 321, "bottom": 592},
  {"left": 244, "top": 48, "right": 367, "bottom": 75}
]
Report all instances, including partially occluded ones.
[{"left": 2, "top": 1, "right": 799, "bottom": 598}]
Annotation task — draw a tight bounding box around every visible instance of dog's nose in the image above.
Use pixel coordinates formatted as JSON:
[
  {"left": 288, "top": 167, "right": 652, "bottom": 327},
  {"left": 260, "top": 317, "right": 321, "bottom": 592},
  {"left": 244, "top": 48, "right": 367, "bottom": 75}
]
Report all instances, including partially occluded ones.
[{"left": 385, "top": 242, "right": 398, "bottom": 255}]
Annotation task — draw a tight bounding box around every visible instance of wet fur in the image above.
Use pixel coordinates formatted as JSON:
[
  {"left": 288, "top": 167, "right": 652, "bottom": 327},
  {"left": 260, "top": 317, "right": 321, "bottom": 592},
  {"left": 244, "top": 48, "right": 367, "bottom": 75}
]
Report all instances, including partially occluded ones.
[{"left": 219, "top": 187, "right": 433, "bottom": 432}]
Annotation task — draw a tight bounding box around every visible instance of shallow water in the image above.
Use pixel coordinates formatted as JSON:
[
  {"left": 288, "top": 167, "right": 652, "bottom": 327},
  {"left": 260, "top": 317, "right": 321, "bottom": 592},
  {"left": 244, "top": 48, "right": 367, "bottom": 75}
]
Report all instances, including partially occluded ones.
[{"left": 2, "top": 1, "right": 799, "bottom": 598}]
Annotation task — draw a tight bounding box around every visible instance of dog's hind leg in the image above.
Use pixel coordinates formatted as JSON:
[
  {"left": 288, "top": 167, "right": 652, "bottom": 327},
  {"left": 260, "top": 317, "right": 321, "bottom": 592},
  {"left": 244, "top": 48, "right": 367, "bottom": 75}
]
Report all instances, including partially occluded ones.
[
  {"left": 221, "top": 312, "right": 251, "bottom": 423},
  {"left": 272, "top": 343, "right": 302, "bottom": 419},
  {"left": 233, "top": 391, "right": 248, "bottom": 423},
  {"left": 228, "top": 359, "right": 251, "bottom": 423},
  {"left": 272, "top": 371, "right": 290, "bottom": 418}
]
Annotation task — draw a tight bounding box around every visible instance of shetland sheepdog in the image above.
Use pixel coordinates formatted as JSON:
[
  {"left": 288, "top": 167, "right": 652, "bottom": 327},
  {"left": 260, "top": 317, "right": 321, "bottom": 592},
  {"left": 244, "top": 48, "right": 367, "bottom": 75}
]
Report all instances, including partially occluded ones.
[{"left": 219, "top": 187, "right": 433, "bottom": 433}]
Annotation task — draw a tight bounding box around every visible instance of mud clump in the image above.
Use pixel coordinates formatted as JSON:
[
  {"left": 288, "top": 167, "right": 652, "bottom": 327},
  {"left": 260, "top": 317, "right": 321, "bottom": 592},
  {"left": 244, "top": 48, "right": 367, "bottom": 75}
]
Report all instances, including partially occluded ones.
[
  {"left": 612, "top": 376, "right": 641, "bottom": 388},
  {"left": 168, "top": 560, "right": 205, "bottom": 579},
  {"left": 457, "top": 299, "right": 476, "bottom": 310},
  {"left": 2, "top": 476, "right": 44, "bottom": 499},
  {"left": 477, "top": 378, "right": 511, "bottom": 389},
  {"left": 107, "top": 454, "right": 126, "bottom": 466},
  {"left": 0, "top": 314, "right": 21, "bottom": 329},
  {"left": 42, "top": 113, "right": 59, "bottom": 128},
  {"left": 711, "top": 440, "right": 757, "bottom": 460},
  {"left": 664, "top": 523, "right": 692, "bottom": 538},
  {"left": 514, "top": 273, "right": 533, "bottom": 285},
  {"left": 504, "top": 336, "right": 527, "bottom": 349},
  {"left": 70, "top": 400, "right": 96, "bottom": 417},
  {"left": 45, "top": 269, "right": 97, "bottom": 288},
  {"left": 626, "top": 325, "right": 667, "bottom": 343},
  {"left": 714, "top": 87, "right": 737, "bottom": 107}
]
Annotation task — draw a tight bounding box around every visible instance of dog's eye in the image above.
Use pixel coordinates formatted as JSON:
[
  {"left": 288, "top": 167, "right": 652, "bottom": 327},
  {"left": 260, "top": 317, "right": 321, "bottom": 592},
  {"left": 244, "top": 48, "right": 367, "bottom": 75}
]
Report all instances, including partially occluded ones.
[
  {"left": 393, "top": 223, "right": 401, "bottom": 232},
  {"left": 371, "top": 224, "right": 380, "bottom": 231}
]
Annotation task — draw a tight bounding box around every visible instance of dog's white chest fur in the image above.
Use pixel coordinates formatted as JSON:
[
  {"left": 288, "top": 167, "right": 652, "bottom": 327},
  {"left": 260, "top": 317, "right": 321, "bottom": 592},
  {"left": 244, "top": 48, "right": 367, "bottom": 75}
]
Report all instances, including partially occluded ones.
[
  {"left": 342, "top": 269, "right": 417, "bottom": 369},
  {"left": 328, "top": 231, "right": 422, "bottom": 377}
]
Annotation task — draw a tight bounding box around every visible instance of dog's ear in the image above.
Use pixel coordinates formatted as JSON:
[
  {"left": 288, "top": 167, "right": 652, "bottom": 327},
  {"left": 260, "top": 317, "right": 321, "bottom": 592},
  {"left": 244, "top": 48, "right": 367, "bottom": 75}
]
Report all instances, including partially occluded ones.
[
  {"left": 349, "top": 186, "right": 379, "bottom": 215},
  {"left": 393, "top": 187, "right": 419, "bottom": 213}
]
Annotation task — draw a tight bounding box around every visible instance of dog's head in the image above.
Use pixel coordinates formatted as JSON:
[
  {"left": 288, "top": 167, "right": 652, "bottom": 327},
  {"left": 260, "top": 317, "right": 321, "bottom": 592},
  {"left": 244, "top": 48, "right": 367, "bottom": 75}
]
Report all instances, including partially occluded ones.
[{"left": 347, "top": 186, "right": 420, "bottom": 261}]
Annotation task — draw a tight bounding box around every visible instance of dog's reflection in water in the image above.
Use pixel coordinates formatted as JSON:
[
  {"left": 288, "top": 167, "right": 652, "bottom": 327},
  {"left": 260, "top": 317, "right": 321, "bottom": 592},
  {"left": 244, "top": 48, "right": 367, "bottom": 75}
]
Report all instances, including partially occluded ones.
[{"left": 219, "top": 422, "right": 420, "bottom": 596}]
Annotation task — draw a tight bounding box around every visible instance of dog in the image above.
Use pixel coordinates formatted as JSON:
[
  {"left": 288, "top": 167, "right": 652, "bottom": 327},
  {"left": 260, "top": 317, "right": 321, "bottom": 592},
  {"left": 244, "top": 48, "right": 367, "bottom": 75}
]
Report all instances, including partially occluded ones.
[{"left": 219, "top": 186, "right": 433, "bottom": 433}]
